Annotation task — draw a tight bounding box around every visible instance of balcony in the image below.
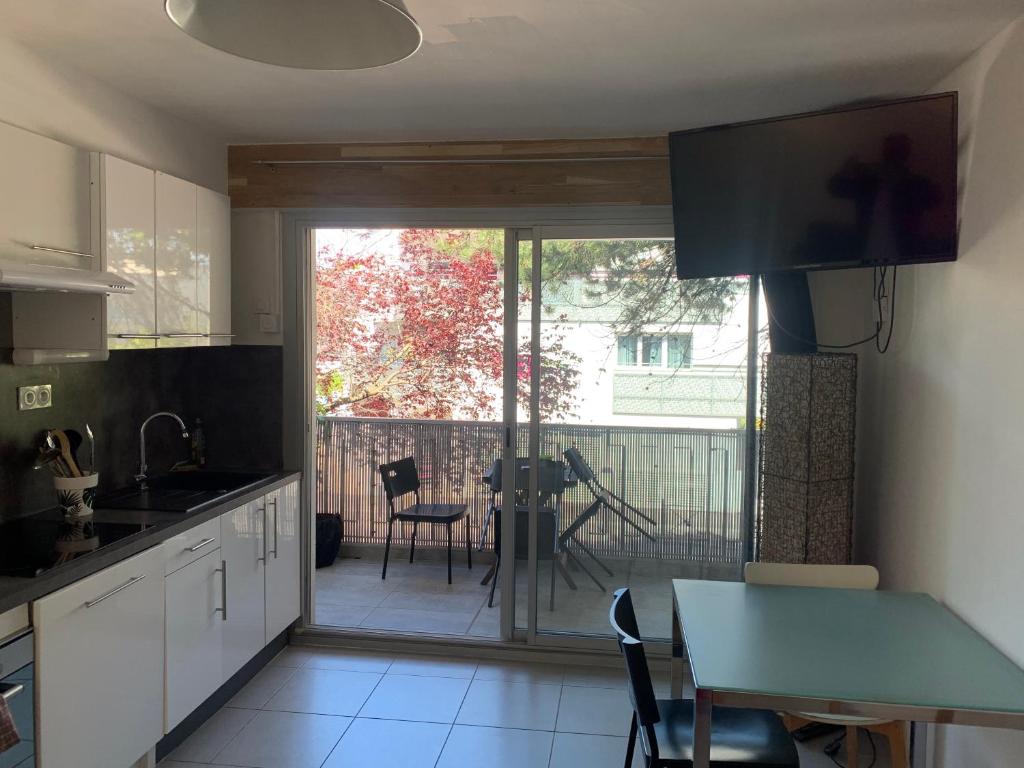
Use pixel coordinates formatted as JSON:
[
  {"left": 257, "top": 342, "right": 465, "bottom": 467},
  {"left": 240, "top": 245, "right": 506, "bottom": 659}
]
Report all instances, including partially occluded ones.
[{"left": 314, "top": 416, "right": 749, "bottom": 639}]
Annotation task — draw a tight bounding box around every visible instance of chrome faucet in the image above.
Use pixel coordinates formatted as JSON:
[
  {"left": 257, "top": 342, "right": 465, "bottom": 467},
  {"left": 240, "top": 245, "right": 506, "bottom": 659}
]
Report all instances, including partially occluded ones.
[{"left": 136, "top": 411, "right": 189, "bottom": 490}]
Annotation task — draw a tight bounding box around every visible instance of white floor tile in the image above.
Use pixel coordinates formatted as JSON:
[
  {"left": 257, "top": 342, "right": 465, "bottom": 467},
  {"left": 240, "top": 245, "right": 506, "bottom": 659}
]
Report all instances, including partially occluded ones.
[
  {"left": 214, "top": 710, "right": 351, "bottom": 768},
  {"left": 473, "top": 659, "right": 565, "bottom": 685},
  {"left": 549, "top": 732, "right": 643, "bottom": 768},
  {"left": 359, "top": 674, "right": 471, "bottom": 723},
  {"left": 436, "top": 725, "right": 554, "bottom": 768},
  {"left": 555, "top": 685, "right": 633, "bottom": 736},
  {"left": 302, "top": 647, "right": 395, "bottom": 673},
  {"left": 456, "top": 679, "right": 562, "bottom": 731},
  {"left": 360, "top": 606, "right": 478, "bottom": 635},
  {"left": 321, "top": 718, "right": 451, "bottom": 768},
  {"left": 227, "top": 665, "right": 297, "bottom": 709},
  {"left": 167, "top": 706, "right": 257, "bottom": 763},
  {"left": 315, "top": 602, "right": 376, "bottom": 627},
  {"left": 387, "top": 654, "right": 478, "bottom": 678},
  {"left": 263, "top": 668, "right": 382, "bottom": 716},
  {"left": 561, "top": 665, "right": 626, "bottom": 689}
]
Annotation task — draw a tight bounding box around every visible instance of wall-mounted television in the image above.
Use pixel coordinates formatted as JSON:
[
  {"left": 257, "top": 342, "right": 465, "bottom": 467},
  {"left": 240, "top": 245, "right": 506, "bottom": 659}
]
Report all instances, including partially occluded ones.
[{"left": 669, "top": 93, "right": 958, "bottom": 279}]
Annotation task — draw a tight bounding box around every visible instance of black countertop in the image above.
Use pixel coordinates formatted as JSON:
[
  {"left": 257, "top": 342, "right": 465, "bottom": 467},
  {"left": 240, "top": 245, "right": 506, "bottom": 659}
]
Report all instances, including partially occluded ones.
[{"left": 0, "top": 470, "right": 302, "bottom": 615}]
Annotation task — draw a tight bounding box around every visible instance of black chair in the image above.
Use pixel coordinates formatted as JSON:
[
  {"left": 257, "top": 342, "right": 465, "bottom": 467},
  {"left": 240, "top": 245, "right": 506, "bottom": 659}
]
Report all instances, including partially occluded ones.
[
  {"left": 561, "top": 447, "right": 657, "bottom": 591},
  {"left": 484, "top": 458, "right": 564, "bottom": 610},
  {"left": 378, "top": 457, "right": 470, "bottom": 584},
  {"left": 610, "top": 589, "right": 799, "bottom": 768}
]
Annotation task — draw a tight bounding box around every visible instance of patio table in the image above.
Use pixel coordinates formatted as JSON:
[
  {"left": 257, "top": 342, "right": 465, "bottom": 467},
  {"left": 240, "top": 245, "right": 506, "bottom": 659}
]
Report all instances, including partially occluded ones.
[{"left": 671, "top": 579, "right": 1024, "bottom": 768}]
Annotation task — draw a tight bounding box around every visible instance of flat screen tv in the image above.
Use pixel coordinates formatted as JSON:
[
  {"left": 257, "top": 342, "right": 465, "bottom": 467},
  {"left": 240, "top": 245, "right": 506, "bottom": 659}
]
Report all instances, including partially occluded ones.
[{"left": 669, "top": 93, "right": 958, "bottom": 279}]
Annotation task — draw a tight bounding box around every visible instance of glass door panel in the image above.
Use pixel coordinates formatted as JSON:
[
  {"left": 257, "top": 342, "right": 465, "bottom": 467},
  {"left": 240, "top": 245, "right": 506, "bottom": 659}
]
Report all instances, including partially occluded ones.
[{"left": 527, "top": 233, "right": 761, "bottom": 641}]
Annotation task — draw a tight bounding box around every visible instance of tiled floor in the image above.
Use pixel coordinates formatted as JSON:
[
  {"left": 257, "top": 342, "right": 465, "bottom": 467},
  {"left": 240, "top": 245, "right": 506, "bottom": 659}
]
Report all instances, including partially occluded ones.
[
  {"left": 158, "top": 646, "right": 891, "bottom": 768},
  {"left": 314, "top": 553, "right": 713, "bottom": 640}
]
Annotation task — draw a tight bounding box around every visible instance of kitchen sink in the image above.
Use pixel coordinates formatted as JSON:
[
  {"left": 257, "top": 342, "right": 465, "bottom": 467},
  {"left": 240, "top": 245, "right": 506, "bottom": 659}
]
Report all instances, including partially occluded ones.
[{"left": 96, "top": 471, "right": 271, "bottom": 513}]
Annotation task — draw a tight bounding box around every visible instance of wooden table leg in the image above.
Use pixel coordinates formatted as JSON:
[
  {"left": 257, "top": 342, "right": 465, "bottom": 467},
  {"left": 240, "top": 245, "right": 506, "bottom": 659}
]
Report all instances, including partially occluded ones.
[
  {"left": 846, "top": 726, "right": 859, "bottom": 767},
  {"left": 693, "top": 688, "right": 712, "bottom": 768}
]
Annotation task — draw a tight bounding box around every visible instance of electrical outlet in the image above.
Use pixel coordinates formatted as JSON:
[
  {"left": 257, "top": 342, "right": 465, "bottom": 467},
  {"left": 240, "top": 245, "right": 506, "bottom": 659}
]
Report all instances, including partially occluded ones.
[{"left": 17, "top": 384, "right": 52, "bottom": 411}]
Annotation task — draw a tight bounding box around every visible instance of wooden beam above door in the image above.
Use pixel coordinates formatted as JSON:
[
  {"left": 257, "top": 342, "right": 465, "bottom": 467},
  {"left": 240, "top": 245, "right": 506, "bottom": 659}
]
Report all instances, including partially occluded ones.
[{"left": 227, "top": 137, "right": 672, "bottom": 209}]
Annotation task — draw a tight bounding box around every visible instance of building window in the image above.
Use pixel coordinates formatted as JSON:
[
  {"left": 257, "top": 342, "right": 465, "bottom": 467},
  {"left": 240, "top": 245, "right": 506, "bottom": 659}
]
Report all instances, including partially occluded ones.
[
  {"left": 617, "top": 335, "right": 638, "bottom": 366},
  {"left": 667, "top": 334, "right": 693, "bottom": 369},
  {"left": 642, "top": 335, "right": 664, "bottom": 367}
]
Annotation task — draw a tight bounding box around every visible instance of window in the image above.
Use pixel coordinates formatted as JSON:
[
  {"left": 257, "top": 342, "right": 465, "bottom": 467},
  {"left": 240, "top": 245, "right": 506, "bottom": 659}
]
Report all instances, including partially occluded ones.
[
  {"left": 642, "top": 335, "right": 664, "bottom": 367},
  {"left": 667, "top": 334, "right": 693, "bottom": 369},
  {"left": 617, "top": 335, "right": 638, "bottom": 366}
]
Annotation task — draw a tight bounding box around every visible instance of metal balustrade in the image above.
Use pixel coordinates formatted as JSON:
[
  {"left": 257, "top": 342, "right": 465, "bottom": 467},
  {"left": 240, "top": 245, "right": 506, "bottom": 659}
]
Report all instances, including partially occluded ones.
[{"left": 316, "top": 416, "right": 748, "bottom": 565}]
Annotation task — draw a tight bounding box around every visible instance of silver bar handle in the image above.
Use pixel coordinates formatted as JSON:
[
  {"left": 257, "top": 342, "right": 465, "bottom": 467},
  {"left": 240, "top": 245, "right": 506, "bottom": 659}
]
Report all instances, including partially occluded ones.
[
  {"left": 269, "top": 497, "right": 279, "bottom": 559},
  {"left": 85, "top": 574, "right": 146, "bottom": 608},
  {"left": 215, "top": 560, "right": 227, "bottom": 621},
  {"left": 117, "top": 334, "right": 161, "bottom": 339},
  {"left": 163, "top": 333, "right": 206, "bottom": 338},
  {"left": 29, "top": 244, "right": 93, "bottom": 259},
  {"left": 205, "top": 333, "right": 236, "bottom": 338},
  {"left": 188, "top": 537, "right": 216, "bottom": 553},
  {"left": 0, "top": 683, "right": 24, "bottom": 701},
  {"left": 257, "top": 504, "right": 267, "bottom": 563}
]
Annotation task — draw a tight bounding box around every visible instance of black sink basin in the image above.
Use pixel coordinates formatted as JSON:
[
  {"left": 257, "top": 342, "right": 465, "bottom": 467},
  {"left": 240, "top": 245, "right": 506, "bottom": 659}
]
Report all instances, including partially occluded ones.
[{"left": 96, "top": 471, "right": 270, "bottom": 513}]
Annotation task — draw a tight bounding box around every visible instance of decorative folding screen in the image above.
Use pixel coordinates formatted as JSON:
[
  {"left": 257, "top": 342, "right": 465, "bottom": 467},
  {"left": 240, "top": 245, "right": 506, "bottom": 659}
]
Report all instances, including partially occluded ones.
[{"left": 757, "top": 353, "right": 857, "bottom": 564}]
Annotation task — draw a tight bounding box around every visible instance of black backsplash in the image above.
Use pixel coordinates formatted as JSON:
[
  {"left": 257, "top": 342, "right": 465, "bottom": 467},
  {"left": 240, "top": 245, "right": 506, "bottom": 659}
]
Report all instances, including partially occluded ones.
[{"left": 0, "top": 346, "right": 283, "bottom": 520}]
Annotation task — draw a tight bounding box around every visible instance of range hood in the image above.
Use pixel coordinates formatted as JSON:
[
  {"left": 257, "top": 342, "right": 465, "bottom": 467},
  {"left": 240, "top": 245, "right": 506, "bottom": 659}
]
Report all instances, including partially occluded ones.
[{"left": 0, "top": 259, "right": 134, "bottom": 294}]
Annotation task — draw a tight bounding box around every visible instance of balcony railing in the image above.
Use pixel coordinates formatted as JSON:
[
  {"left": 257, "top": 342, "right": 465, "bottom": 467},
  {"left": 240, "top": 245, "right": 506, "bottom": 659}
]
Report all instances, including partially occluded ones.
[{"left": 316, "top": 416, "right": 749, "bottom": 565}]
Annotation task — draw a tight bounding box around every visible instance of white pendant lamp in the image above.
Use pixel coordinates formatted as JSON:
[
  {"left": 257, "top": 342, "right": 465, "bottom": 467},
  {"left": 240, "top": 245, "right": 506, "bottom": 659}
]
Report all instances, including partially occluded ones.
[{"left": 164, "top": 0, "right": 422, "bottom": 70}]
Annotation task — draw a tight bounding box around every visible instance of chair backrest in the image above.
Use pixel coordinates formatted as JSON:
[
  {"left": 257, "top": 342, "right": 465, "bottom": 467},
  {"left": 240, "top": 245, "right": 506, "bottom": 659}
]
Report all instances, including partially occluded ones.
[
  {"left": 610, "top": 589, "right": 661, "bottom": 753},
  {"left": 563, "top": 447, "right": 595, "bottom": 483},
  {"left": 379, "top": 457, "right": 420, "bottom": 507},
  {"left": 744, "top": 562, "right": 880, "bottom": 590},
  {"left": 491, "top": 458, "right": 563, "bottom": 495}
]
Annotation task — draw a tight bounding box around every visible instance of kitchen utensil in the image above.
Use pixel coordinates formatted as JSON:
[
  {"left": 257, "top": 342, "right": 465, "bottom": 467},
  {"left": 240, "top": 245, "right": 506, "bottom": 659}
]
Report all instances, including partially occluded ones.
[
  {"left": 51, "top": 430, "right": 81, "bottom": 478},
  {"left": 85, "top": 423, "right": 95, "bottom": 472},
  {"left": 34, "top": 446, "right": 66, "bottom": 476}
]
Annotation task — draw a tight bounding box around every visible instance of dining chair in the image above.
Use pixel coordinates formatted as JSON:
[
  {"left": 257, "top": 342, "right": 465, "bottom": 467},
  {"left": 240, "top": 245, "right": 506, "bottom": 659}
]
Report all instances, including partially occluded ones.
[
  {"left": 610, "top": 588, "right": 800, "bottom": 768},
  {"left": 743, "top": 562, "right": 907, "bottom": 768},
  {"left": 378, "top": 456, "right": 470, "bottom": 584}
]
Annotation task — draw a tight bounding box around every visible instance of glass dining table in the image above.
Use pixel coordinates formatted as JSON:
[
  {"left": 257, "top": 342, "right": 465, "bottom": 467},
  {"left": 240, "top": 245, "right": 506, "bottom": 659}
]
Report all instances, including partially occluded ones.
[{"left": 671, "top": 579, "right": 1024, "bottom": 768}]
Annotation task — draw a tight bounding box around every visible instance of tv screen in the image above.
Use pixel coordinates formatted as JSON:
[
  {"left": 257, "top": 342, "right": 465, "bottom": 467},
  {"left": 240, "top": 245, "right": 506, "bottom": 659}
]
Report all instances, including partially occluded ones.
[{"left": 669, "top": 93, "right": 958, "bottom": 279}]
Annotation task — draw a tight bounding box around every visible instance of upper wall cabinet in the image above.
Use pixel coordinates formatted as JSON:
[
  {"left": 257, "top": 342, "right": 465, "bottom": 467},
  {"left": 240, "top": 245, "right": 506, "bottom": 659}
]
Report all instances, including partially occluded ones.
[
  {"left": 103, "top": 157, "right": 231, "bottom": 350},
  {"left": 197, "top": 186, "right": 232, "bottom": 346},
  {"left": 101, "top": 155, "right": 157, "bottom": 350},
  {"left": 0, "top": 121, "right": 93, "bottom": 268},
  {"left": 156, "top": 171, "right": 199, "bottom": 347}
]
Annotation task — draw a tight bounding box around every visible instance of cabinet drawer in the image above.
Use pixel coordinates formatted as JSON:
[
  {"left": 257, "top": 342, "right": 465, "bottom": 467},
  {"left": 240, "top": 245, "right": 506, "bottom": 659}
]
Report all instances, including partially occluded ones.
[{"left": 163, "top": 517, "right": 221, "bottom": 575}]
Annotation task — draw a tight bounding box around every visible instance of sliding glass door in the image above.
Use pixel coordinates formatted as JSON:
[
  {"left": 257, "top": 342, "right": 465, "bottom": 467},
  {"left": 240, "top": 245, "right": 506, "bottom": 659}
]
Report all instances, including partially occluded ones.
[{"left": 508, "top": 226, "right": 764, "bottom": 644}]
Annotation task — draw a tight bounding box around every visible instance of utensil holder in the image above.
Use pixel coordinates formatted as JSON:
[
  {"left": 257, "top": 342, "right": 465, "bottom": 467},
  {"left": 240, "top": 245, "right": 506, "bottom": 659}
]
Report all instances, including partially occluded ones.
[{"left": 53, "top": 472, "right": 99, "bottom": 518}]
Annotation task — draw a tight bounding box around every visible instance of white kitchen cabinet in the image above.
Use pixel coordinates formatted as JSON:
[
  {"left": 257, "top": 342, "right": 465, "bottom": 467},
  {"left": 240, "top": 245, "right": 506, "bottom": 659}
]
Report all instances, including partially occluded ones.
[
  {"left": 197, "top": 186, "right": 232, "bottom": 346},
  {"left": 155, "top": 171, "right": 198, "bottom": 347},
  {"left": 34, "top": 546, "right": 165, "bottom": 768},
  {"left": 165, "top": 548, "right": 224, "bottom": 732},
  {"left": 265, "top": 480, "right": 301, "bottom": 643},
  {"left": 0, "top": 121, "right": 93, "bottom": 268},
  {"left": 101, "top": 154, "right": 158, "bottom": 349},
  {"left": 231, "top": 210, "right": 282, "bottom": 345},
  {"left": 220, "top": 500, "right": 266, "bottom": 679}
]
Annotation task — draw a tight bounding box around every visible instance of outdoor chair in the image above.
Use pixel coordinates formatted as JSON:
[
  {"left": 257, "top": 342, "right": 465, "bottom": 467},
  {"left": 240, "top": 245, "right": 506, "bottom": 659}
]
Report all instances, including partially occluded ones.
[
  {"left": 561, "top": 447, "right": 657, "bottom": 592},
  {"left": 378, "top": 456, "right": 470, "bottom": 584},
  {"left": 610, "top": 588, "right": 800, "bottom": 768},
  {"left": 483, "top": 458, "right": 566, "bottom": 610}
]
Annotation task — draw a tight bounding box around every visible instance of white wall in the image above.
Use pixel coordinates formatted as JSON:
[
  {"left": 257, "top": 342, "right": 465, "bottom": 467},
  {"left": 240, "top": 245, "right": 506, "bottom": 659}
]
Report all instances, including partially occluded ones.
[
  {"left": 0, "top": 34, "right": 225, "bottom": 191},
  {"left": 812, "top": 16, "right": 1024, "bottom": 767}
]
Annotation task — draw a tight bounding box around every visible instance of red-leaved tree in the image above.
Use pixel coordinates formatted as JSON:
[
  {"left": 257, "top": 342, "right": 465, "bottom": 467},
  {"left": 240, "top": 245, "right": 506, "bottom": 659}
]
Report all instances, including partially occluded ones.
[{"left": 316, "top": 229, "right": 580, "bottom": 420}]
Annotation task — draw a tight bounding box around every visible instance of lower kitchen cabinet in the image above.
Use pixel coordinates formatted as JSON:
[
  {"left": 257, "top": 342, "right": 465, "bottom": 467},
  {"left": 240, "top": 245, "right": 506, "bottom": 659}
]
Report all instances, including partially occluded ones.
[
  {"left": 220, "top": 500, "right": 266, "bottom": 680},
  {"left": 33, "top": 547, "right": 165, "bottom": 768},
  {"left": 165, "top": 549, "right": 224, "bottom": 732},
  {"left": 265, "top": 480, "right": 300, "bottom": 643}
]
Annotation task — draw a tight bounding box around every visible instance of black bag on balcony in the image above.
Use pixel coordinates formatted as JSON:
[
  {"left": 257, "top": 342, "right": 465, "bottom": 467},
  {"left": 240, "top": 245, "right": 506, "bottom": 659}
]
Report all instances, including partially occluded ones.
[{"left": 315, "top": 513, "right": 342, "bottom": 568}]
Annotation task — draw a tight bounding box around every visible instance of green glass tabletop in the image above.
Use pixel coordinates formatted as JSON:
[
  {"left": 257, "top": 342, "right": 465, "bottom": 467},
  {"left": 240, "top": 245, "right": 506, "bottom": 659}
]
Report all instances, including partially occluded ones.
[{"left": 673, "top": 580, "right": 1024, "bottom": 714}]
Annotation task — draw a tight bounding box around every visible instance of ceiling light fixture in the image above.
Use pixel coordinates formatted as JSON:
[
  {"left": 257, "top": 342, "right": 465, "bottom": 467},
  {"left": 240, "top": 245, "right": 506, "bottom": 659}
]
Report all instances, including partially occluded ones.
[{"left": 164, "top": 0, "right": 422, "bottom": 70}]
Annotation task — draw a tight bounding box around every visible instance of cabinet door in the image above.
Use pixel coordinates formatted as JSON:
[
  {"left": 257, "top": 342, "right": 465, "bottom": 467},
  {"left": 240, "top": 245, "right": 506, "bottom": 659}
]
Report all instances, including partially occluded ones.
[
  {"left": 155, "top": 171, "right": 198, "bottom": 346},
  {"left": 165, "top": 549, "right": 224, "bottom": 732},
  {"left": 0, "top": 121, "right": 92, "bottom": 268},
  {"left": 103, "top": 155, "right": 157, "bottom": 349},
  {"left": 220, "top": 501, "right": 266, "bottom": 679},
  {"left": 34, "top": 547, "right": 164, "bottom": 768},
  {"left": 265, "top": 481, "right": 301, "bottom": 643},
  {"left": 197, "top": 187, "right": 232, "bottom": 346}
]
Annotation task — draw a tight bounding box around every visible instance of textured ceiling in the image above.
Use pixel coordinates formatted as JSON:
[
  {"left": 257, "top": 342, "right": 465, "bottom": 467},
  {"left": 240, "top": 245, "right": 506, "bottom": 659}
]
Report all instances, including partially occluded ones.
[{"left": 2, "top": 0, "right": 1022, "bottom": 142}]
